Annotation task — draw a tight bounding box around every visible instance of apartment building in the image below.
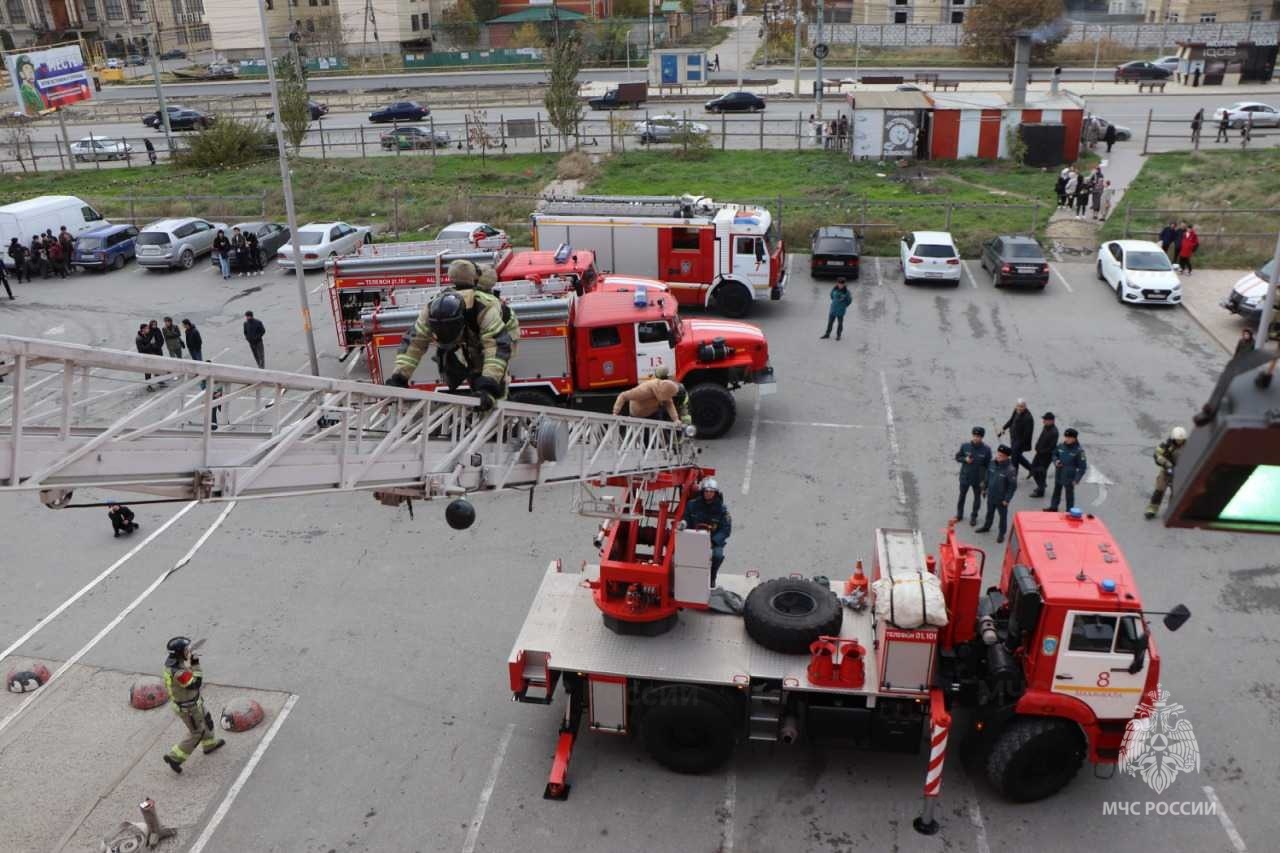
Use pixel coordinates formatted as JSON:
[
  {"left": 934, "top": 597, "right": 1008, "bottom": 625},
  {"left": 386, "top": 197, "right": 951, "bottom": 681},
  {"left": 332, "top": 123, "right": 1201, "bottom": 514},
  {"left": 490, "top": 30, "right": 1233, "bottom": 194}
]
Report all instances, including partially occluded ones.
[
  {"left": 845, "top": 0, "right": 977, "bottom": 25},
  {"left": 0, "top": 0, "right": 209, "bottom": 57},
  {"left": 1146, "top": 0, "right": 1278, "bottom": 22}
]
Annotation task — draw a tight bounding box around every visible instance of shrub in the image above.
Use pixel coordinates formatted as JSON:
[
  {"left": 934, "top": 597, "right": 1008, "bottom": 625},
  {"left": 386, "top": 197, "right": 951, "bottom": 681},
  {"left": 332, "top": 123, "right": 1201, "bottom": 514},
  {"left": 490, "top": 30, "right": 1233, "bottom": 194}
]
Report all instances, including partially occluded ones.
[
  {"left": 174, "top": 119, "right": 275, "bottom": 170},
  {"left": 556, "top": 151, "right": 598, "bottom": 181}
]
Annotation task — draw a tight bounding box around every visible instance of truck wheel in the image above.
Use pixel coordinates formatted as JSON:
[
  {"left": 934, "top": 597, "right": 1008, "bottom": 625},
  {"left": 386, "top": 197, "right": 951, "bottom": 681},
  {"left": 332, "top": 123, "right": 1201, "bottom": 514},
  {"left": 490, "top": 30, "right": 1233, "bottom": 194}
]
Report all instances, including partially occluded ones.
[
  {"left": 508, "top": 389, "right": 559, "bottom": 408},
  {"left": 984, "top": 717, "right": 1085, "bottom": 803},
  {"left": 688, "top": 383, "right": 736, "bottom": 439},
  {"left": 715, "top": 283, "right": 752, "bottom": 318},
  {"left": 640, "top": 684, "right": 736, "bottom": 774},
  {"left": 743, "top": 577, "right": 842, "bottom": 654}
]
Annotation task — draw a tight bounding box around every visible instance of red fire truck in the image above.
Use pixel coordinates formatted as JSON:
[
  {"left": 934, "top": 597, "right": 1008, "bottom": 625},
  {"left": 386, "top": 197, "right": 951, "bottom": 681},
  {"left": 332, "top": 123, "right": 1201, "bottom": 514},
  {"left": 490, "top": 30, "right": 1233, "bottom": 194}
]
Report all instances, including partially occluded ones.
[
  {"left": 529, "top": 194, "right": 787, "bottom": 318},
  {"left": 362, "top": 277, "right": 774, "bottom": 438},
  {"left": 327, "top": 240, "right": 599, "bottom": 349},
  {"left": 508, "top": 495, "right": 1189, "bottom": 830}
]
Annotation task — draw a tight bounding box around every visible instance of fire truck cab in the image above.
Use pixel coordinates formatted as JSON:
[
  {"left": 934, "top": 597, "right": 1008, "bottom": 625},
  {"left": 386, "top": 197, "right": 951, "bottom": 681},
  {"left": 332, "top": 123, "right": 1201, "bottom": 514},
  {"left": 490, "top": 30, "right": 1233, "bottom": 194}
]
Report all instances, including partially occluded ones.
[
  {"left": 531, "top": 194, "right": 787, "bottom": 318},
  {"left": 364, "top": 278, "right": 774, "bottom": 438}
]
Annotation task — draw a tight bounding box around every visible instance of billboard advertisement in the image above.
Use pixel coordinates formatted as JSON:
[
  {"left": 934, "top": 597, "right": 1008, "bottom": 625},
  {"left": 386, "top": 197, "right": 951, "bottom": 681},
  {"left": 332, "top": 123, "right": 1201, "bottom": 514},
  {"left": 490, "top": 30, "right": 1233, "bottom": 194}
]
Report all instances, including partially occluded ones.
[{"left": 5, "top": 44, "right": 93, "bottom": 117}]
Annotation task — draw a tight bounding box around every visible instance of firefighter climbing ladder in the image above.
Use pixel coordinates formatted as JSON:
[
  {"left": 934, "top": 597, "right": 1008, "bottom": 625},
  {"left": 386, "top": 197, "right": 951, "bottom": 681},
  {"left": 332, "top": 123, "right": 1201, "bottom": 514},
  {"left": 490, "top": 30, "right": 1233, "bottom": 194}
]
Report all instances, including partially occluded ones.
[{"left": 0, "top": 335, "right": 696, "bottom": 506}]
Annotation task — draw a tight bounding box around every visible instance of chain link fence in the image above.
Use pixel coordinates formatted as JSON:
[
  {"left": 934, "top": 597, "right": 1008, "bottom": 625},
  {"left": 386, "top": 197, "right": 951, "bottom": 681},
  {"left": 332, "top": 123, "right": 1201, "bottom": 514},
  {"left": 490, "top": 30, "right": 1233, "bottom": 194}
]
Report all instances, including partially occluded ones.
[{"left": 1116, "top": 206, "right": 1280, "bottom": 268}]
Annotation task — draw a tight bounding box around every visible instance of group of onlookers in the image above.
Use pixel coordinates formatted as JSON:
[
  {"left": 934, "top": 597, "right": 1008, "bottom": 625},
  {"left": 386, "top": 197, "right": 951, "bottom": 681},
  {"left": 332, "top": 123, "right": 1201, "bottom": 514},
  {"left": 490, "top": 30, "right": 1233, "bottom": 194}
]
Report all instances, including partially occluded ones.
[
  {"left": 1158, "top": 220, "right": 1200, "bottom": 274},
  {"left": 1054, "top": 164, "right": 1113, "bottom": 221},
  {"left": 809, "top": 114, "right": 849, "bottom": 150},
  {"left": 212, "top": 227, "right": 265, "bottom": 280},
  {"left": 7, "top": 228, "right": 76, "bottom": 283}
]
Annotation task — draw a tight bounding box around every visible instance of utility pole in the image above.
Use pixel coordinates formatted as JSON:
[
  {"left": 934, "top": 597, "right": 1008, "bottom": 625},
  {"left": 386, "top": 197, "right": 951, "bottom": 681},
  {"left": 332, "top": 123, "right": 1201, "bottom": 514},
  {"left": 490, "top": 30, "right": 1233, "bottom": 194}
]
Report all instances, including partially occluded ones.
[
  {"left": 648, "top": 0, "right": 654, "bottom": 51},
  {"left": 256, "top": 0, "right": 321, "bottom": 376},
  {"left": 148, "top": 12, "right": 174, "bottom": 153},
  {"left": 792, "top": 1, "right": 800, "bottom": 96},
  {"left": 814, "top": 0, "right": 823, "bottom": 119},
  {"left": 735, "top": 0, "right": 742, "bottom": 89}
]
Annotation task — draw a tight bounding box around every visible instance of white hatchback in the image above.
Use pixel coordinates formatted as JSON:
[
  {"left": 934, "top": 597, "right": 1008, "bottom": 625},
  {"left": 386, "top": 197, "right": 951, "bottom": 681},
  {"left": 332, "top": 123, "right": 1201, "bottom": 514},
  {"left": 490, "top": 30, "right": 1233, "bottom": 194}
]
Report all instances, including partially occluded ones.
[
  {"left": 900, "top": 231, "right": 962, "bottom": 285},
  {"left": 1096, "top": 240, "right": 1182, "bottom": 306}
]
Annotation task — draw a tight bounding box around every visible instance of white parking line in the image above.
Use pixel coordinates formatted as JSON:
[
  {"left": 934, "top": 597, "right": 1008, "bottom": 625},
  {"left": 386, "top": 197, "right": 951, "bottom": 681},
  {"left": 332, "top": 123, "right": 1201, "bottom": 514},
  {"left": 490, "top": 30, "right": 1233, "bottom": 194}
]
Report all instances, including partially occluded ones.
[
  {"left": 969, "top": 800, "right": 992, "bottom": 853},
  {"left": 0, "top": 501, "right": 235, "bottom": 736},
  {"left": 460, "top": 723, "right": 515, "bottom": 853},
  {"left": 878, "top": 370, "right": 907, "bottom": 506},
  {"left": 188, "top": 693, "right": 300, "bottom": 853},
  {"left": 1203, "top": 786, "right": 1248, "bottom": 853},
  {"left": 42, "top": 325, "right": 65, "bottom": 336},
  {"left": 310, "top": 281, "right": 326, "bottom": 294},
  {"left": 1051, "top": 266, "right": 1074, "bottom": 293},
  {"left": 874, "top": 256, "right": 883, "bottom": 283},
  {"left": 721, "top": 770, "right": 737, "bottom": 853},
  {"left": 962, "top": 261, "right": 978, "bottom": 289},
  {"left": 0, "top": 501, "right": 199, "bottom": 665},
  {"left": 741, "top": 389, "right": 762, "bottom": 496},
  {"left": 760, "top": 419, "right": 869, "bottom": 429}
]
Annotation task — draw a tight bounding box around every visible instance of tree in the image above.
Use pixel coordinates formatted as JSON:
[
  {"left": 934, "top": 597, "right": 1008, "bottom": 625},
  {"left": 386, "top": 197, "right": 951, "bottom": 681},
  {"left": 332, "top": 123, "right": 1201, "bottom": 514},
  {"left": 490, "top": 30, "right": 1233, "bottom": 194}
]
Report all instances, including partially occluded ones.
[
  {"left": 613, "top": 0, "right": 649, "bottom": 16},
  {"left": 275, "top": 52, "right": 311, "bottom": 154},
  {"left": 544, "top": 31, "right": 584, "bottom": 147},
  {"left": 440, "top": 0, "right": 482, "bottom": 48},
  {"left": 509, "top": 22, "right": 545, "bottom": 50},
  {"left": 963, "top": 0, "right": 1066, "bottom": 65}
]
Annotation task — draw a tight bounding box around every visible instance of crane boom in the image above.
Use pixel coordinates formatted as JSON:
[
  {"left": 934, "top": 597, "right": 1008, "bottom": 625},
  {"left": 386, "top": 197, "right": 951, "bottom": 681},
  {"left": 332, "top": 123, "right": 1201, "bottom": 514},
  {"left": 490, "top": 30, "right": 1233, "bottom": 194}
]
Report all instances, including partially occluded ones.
[{"left": 0, "top": 335, "right": 696, "bottom": 507}]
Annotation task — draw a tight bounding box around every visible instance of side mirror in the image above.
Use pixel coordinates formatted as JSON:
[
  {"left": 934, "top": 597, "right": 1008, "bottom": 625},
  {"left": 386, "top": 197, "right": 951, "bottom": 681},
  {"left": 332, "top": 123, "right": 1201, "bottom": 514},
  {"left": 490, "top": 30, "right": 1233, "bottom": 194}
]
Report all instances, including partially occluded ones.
[{"left": 1162, "top": 603, "right": 1191, "bottom": 632}]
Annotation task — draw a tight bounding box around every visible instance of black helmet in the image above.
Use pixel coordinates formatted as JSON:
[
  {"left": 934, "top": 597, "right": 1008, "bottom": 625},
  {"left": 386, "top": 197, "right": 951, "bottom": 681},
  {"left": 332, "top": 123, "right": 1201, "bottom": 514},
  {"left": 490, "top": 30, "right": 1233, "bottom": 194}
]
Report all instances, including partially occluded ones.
[
  {"left": 166, "top": 636, "right": 191, "bottom": 655},
  {"left": 428, "top": 290, "right": 466, "bottom": 346}
]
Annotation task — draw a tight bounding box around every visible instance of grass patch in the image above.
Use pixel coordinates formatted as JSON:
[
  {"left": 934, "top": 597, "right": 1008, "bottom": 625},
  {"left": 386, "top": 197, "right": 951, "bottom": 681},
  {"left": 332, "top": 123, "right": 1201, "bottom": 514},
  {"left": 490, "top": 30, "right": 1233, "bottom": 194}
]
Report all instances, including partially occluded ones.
[
  {"left": 1, "top": 155, "right": 559, "bottom": 242},
  {"left": 1101, "top": 149, "right": 1280, "bottom": 268},
  {"left": 587, "top": 150, "right": 1063, "bottom": 255}
]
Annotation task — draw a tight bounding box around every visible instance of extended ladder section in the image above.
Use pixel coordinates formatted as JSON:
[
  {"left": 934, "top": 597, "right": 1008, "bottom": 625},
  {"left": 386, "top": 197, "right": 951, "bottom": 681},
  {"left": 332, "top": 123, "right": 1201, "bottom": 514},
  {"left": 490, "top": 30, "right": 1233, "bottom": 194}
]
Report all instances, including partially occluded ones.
[
  {"left": 539, "top": 194, "right": 727, "bottom": 220},
  {"left": 364, "top": 279, "right": 578, "bottom": 337},
  {"left": 0, "top": 335, "right": 696, "bottom": 506}
]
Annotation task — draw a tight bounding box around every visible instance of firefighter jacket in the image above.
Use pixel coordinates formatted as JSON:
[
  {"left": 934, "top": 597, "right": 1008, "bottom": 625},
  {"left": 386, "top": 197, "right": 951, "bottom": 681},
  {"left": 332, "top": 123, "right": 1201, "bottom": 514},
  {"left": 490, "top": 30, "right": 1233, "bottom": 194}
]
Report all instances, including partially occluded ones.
[
  {"left": 1053, "top": 441, "right": 1088, "bottom": 484},
  {"left": 612, "top": 378, "right": 690, "bottom": 423},
  {"left": 955, "top": 441, "right": 992, "bottom": 486},
  {"left": 393, "top": 290, "right": 519, "bottom": 387},
  {"left": 985, "top": 457, "right": 1018, "bottom": 504},
  {"left": 1154, "top": 439, "right": 1183, "bottom": 473},
  {"left": 683, "top": 493, "right": 731, "bottom": 547},
  {"left": 164, "top": 661, "right": 204, "bottom": 710}
]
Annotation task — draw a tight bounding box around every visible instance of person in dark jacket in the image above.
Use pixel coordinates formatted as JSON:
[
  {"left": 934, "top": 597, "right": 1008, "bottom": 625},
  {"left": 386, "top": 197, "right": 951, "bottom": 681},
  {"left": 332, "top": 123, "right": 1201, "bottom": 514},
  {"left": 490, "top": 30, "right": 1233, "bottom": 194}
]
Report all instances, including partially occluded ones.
[
  {"left": 244, "top": 230, "right": 262, "bottom": 274},
  {"left": 144, "top": 137, "right": 157, "bottom": 165},
  {"left": 0, "top": 254, "right": 11, "bottom": 299},
  {"left": 1046, "top": 427, "right": 1087, "bottom": 512},
  {"left": 182, "top": 319, "right": 203, "bottom": 362},
  {"left": 46, "top": 235, "right": 68, "bottom": 279},
  {"left": 1104, "top": 121, "right": 1118, "bottom": 152},
  {"left": 1234, "top": 327, "right": 1255, "bottom": 357},
  {"left": 108, "top": 503, "right": 138, "bottom": 537},
  {"left": 230, "top": 226, "right": 248, "bottom": 277},
  {"left": 998, "top": 398, "right": 1034, "bottom": 474},
  {"left": 1190, "top": 108, "right": 1204, "bottom": 145},
  {"left": 146, "top": 319, "right": 164, "bottom": 354},
  {"left": 161, "top": 316, "right": 184, "bottom": 357},
  {"left": 29, "top": 234, "right": 47, "bottom": 278},
  {"left": 977, "top": 445, "right": 1018, "bottom": 542},
  {"left": 136, "top": 322, "right": 160, "bottom": 390},
  {"left": 7, "top": 237, "right": 27, "bottom": 283},
  {"left": 1215, "top": 112, "right": 1230, "bottom": 143},
  {"left": 682, "top": 477, "right": 732, "bottom": 586},
  {"left": 820, "top": 278, "right": 853, "bottom": 341},
  {"left": 954, "top": 426, "right": 992, "bottom": 526},
  {"left": 213, "top": 230, "right": 232, "bottom": 280},
  {"left": 243, "top": 310, "right": 266, "bottom": 368},
  {"left": 1158, "top": 221, "right": 1179, "bottom": 259},
  {"left": 1029, "top": 411, "right": 1059, "bottom": 498}
]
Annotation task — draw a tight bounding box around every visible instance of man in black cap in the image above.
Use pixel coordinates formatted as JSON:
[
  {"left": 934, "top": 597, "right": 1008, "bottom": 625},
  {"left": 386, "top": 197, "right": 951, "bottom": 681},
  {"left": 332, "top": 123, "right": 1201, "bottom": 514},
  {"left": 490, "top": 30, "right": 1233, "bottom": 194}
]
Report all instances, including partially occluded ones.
[
  {"left": 1029, "top": 411, "right": 1059, "bottom": 498},
  {"left": 977, "top": 445, "right": 1018, "bottom": 543},
  {"left": 1047, "top": 427, "right": 1087, "bottom": 512},
  {"left": 954, "top": 426, "right": 992, "bottom": 526}
]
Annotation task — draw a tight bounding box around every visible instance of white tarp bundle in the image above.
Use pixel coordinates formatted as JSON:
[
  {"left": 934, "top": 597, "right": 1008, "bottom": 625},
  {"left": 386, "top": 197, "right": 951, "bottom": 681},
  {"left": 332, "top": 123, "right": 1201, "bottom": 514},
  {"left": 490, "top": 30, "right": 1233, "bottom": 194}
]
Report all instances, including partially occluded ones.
[{"left": 873, "top": 572, "right": 948, "bottom": 629}]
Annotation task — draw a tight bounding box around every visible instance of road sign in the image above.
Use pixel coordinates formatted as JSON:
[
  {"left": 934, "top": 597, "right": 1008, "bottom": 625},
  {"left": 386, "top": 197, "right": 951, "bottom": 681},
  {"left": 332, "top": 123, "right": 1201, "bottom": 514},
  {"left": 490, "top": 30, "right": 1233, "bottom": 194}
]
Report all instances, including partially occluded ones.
[{"left": 813, "top": 43, "right": 830, "bottom": 60}]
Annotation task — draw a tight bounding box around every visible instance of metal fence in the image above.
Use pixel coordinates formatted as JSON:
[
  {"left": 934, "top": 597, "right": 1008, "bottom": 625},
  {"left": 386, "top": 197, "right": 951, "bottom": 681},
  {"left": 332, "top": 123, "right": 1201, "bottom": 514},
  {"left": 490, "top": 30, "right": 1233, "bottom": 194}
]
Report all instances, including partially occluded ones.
[
  {"left": 818, "top": 20, "right": 1280, "bottom": 49},
  {"left": 1116, "top": 206, "right": 1280, "bottom": 266},
  {"left": 1138, "top": 112, "right": 1280, "bottom": 155}
]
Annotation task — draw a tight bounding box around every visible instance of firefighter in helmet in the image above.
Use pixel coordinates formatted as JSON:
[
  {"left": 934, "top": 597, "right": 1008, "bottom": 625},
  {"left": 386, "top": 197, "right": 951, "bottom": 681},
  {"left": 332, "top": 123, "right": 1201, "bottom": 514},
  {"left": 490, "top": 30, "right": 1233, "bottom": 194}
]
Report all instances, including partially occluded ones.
[
  {"left": 682, "top": 476, "right": 732, "bottom": 586},
  {"left": 1145, "top": 426, "right": 1188, "bottom": 519},
  {"left": 611, "top": 365, "right": 691, "bottom": 426},
  {"left": 162, "top": 636, "right": 224, "bottom": 774},
  {"left": 476, "top": 263, "right": 498, "bottom": 294},
  {"left": 385, "top": 283, "right": 519, "bottom": 413}
]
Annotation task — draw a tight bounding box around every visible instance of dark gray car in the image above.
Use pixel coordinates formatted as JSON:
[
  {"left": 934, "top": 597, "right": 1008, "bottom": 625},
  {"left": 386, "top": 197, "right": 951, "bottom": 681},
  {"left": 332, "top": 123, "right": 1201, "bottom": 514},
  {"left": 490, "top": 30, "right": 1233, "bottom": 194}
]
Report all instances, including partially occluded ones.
[{"left": 209, "top": 221, "right": 290, "bottom": 272}]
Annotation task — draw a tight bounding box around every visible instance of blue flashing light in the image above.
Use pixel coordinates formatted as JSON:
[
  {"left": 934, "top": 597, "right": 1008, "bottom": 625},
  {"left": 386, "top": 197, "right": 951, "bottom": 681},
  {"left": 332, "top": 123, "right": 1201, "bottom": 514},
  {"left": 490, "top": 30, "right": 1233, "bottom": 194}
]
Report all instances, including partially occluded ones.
[
  {"left": 634, "top": 285, "right": 648, "bottom": 307},
  {"left": 1100, "top": 578, "right": 1117, "bottom": 593},
  {"left": 1068, "top": 507, "right": 1084, "bottom": 519}
]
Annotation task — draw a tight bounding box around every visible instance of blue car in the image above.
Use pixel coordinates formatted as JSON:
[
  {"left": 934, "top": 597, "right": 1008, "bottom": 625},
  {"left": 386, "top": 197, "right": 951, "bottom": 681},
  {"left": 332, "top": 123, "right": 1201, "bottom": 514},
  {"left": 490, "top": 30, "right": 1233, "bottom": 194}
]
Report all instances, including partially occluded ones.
[
  {"left": 73, "top": 223, "right": 140, "bottom": 271},
  {"left": 368, "top": 100, "right": 430, "bottom": 123}
]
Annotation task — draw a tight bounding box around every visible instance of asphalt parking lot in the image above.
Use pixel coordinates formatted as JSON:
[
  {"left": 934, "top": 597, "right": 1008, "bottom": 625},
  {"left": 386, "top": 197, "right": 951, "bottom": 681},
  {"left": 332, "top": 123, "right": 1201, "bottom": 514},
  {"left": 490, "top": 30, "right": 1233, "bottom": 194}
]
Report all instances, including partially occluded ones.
[{"left": 0, "top": 254, "right": 1274, "bottom": 853}]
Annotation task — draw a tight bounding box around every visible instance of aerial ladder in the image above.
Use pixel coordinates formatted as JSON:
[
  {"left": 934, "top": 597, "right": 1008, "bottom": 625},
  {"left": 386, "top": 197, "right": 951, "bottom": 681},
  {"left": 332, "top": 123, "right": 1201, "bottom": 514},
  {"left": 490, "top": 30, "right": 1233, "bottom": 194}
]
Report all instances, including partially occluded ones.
[{"left": 0, "top": 334, "right": 700, "bottom": 523}]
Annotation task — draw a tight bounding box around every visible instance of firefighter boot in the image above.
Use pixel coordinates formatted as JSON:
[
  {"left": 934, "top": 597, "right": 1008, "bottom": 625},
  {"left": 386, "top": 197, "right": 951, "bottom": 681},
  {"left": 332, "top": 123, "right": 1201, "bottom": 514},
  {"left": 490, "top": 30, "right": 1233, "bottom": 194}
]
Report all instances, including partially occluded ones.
[
  {"left": 1144, "top": 489, "right": 1164, "bottom": 520},
  {"left": 163, "top": 755, "right": 183, "bottom": 774},
  {"left": 203, "top": 738, "right": 226, "bottom": 755}
]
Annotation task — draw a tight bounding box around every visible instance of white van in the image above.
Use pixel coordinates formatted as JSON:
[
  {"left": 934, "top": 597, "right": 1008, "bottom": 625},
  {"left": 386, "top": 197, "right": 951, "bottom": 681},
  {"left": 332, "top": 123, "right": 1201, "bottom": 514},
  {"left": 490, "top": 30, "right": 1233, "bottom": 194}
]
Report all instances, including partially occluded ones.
[
  {"left": 1221, "top": 258, "right": 1275, "bottom": 321},
  {"left": 0, "top": 196, "right": 107, "bottom": 269}
]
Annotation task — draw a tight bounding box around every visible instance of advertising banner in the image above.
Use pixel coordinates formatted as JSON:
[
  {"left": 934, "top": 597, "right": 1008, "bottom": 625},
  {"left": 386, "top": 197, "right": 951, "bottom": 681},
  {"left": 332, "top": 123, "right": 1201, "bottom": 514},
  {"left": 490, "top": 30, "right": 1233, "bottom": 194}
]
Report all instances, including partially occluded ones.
[{"left": 5, "top": 44, "right": 93, "bottom": 117}]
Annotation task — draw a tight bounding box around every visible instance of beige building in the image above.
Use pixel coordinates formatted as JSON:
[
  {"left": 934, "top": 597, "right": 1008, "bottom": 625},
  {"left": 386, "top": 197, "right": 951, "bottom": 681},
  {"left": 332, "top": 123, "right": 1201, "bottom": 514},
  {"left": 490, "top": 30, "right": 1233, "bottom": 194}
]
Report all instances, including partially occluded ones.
[
  {"left": 1145, "top": 0, "right": 1279, "bottom": 22},
  {"left": 0, "top": 0, "right": 210, "bottom": 57},
  {"left": 845, "top": 0, "right": 978, "bottom": 25},
  {"left": 206, "top": 0, "right": 342, "bottom": 60}
]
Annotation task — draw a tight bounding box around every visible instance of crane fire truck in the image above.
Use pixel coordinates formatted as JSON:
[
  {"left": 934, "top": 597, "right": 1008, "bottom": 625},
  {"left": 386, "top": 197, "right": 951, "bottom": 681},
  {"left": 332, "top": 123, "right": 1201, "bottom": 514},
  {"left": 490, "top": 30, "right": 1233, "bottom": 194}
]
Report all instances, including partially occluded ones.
[
  {"left": 0, "top": 335, "right": 1187, "bottom": 836},
  {"left": 326, "top": 240, "right": 600, "bottom": 349},
  {"left": 361, "top": 277, "right": 775, "bottom": 438},
  {"left": 530, "top": 194, "right": 787, "bottom": 318}
]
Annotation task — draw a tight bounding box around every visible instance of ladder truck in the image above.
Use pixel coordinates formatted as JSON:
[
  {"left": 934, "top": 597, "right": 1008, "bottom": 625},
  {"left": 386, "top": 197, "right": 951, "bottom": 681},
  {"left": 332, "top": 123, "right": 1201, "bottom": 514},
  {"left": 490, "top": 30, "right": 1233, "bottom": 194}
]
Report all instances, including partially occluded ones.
[{"left": 0, "top": 335, "right": 1188, "bottom": 836}]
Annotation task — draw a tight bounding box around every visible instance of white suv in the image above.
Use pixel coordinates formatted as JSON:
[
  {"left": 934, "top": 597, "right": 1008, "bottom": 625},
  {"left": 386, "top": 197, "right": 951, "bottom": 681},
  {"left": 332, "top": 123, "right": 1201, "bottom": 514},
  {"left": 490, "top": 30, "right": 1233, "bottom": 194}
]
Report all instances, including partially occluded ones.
[
  {"left": 136, "top": 217, "right": 228, "bottom": 270},
  {"left": 900, "top": 231, "right": 962, "bottom": 285}
]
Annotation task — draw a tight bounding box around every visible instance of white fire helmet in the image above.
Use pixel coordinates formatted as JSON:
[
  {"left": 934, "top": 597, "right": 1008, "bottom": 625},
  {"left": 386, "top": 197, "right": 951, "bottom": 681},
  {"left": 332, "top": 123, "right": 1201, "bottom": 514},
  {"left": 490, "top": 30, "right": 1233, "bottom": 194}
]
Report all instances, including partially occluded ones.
[
  {"left": 1171, "top": 426, "right": 1188, "bottom": 442},
  {"left": 699, "top": 477, "right": 719, "bottom": 494}
]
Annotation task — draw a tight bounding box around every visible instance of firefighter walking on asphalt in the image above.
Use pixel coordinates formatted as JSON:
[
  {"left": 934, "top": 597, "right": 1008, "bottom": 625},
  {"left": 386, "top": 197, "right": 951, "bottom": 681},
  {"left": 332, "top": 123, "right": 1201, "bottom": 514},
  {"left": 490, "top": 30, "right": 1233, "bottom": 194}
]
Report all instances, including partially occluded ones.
[
  {"left": 977, "top": 445, "right": 1018, "bottom": 543},
  {"left": 1046, "top": 428, "right": 1087, "bottom": 512},
  {"left": 612, "top": 366, "right": 691, "bottom": 425},
  {"left": 386, "top": 275, "right": 518, "bottom": 413},
  {"left": 955, "top": 427, "right": 992, "bottom": 526},
  {"left": 1145, "top": 426, "right": 1188, "bottom": 519},
  {"left": 162, "top": 637, "right": 224, "bottom": 774},
  {"left": 683, "top": 477, "right": 731, "bottom": 587}
]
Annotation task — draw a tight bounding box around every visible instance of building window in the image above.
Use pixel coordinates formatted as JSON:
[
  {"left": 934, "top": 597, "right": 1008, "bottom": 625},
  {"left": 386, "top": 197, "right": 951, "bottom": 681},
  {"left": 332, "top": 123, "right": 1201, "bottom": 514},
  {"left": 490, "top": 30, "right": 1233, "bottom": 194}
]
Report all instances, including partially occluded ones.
[
  {"left": 1199, "top": 12, "right": 1215, "bottom": 22},
  {"left": 305, "top": 17, "right": 314, "bottom": 30},
  {"left": 103, "top": 0, "right": 121, "bottom": 18},
  {"left": 951, "top": 11, "right": 963, "bottom": 23},
  {"left": 893, "top": 10, "right": 909, "bottom": 23},
  {"left": 411, "top": 13, "right": 419, "bottom": 29},
  {"left": 1165, "top": 12, "right": 1179, "bottom": 21},
  {"left": 6, "top": 0, "right": 25, "bottom": 21},
  {"left": 1250, "top": 9, "right": 1263, "bottom": 21},
  {"left": 187, "top": 0, "right": 204, "bottom": 14},
  {"left": 265, "top": 0, "right": 273, "bottom": 8},
  {"left": 170, "top": 0, "right": 182, "bottom": 22},
  {"left": 83, "top": 0, "right": 99, "bottom": 21},
  {"left": 128, "top": 0, "right": 145, "bottom": 17},
  {"left": 421, "top": 11, "right": 428, "bottom": 27},
  {"left": 308, "top": 0, "right": 316, "bottom": 6}
]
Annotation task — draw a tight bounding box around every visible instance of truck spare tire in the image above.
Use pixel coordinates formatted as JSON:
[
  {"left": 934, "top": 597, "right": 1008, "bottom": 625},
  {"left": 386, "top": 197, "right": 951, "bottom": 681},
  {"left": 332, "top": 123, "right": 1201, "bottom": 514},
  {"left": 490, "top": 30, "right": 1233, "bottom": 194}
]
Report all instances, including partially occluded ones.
[{"left": 743, "top": 577, "right": 843, "bottom": 654}]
